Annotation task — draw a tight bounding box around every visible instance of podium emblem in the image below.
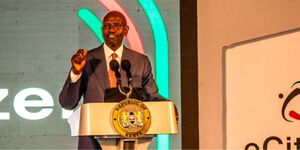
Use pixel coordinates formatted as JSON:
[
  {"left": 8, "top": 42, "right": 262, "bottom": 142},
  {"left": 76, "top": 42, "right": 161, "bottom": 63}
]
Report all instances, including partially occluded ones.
[{"left": 112, "top": 98, "right": 151, "bottom": 138}]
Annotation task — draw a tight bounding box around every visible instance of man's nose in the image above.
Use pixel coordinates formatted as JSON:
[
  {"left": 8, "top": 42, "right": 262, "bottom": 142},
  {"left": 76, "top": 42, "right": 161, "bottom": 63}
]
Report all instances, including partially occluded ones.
[{"left": 109, "top": 27, "right": 116, "bottom": 32}]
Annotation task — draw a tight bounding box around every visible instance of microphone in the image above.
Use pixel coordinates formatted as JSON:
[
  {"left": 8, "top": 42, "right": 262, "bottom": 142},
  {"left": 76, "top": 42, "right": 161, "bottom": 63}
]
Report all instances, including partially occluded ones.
[
  {"left": 121, "top": 60, "right": 133, "bottom": 86},
  {"left": 121, "top": 59, "right": 134, "bottom": 98},
  {"left": 109, "top": 59, "right": 121, "bottom": 81},
  {"left": 121, "top": 59, "right": 132, "bottom": 78},
  {"left": 121, "top": 60, "right": 143, "bottom": 99}
]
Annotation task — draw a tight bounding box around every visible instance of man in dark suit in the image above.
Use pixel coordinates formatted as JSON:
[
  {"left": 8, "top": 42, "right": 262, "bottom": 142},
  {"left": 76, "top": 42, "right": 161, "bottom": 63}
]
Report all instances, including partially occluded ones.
[{"left": 59, "top": 11, "right": 163, "bottom": 149}]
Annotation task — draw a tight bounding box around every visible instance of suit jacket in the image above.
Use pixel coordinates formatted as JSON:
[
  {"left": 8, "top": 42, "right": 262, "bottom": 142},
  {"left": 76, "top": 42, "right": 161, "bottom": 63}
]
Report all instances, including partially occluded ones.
[{"left": 59, "top": 45, "right": 163, "bottom": 110}]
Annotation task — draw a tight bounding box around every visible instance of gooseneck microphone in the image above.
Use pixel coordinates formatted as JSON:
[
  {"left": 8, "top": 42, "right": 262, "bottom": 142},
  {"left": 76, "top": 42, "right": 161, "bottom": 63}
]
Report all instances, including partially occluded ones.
[
  {"left": 109, "top": 60, "right": 121, "bottom": 85},
  {"left": 109, "top": 59, "right": 137, "bottom": 99},
  {"left": 121, "top": 59, "right": 134, "bottom": 98},
  {"left": 121, "top": 59, "right": 133, "bottom": 85}
]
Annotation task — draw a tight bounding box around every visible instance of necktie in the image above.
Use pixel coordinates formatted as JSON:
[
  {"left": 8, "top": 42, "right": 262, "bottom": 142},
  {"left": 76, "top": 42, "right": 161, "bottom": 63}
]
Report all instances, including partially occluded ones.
[{"left": 109, "top": 53, "right": 118, "bottom": 87}]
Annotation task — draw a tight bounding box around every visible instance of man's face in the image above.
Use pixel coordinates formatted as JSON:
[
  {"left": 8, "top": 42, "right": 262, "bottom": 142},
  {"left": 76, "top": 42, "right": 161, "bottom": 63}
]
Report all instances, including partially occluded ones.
[{"left": 102, "top": 14, "right": 128, "bottom": 50}]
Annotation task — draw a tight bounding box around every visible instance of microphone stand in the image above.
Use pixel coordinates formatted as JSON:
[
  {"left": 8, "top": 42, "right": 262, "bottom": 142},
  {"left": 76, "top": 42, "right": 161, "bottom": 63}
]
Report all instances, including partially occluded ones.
[{"left": 117, "top": 80, "right": 133, "bottom": 99}]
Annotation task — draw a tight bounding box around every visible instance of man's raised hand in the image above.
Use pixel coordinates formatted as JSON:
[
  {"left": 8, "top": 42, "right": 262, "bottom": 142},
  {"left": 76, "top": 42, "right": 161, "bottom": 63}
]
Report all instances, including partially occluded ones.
[{"left": 71, "top": 49, "right": 87, "bottom": 75}]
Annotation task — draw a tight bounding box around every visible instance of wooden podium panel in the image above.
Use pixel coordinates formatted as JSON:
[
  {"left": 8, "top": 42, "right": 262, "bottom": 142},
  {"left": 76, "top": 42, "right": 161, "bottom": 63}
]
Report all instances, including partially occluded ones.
[{"left": 68, "top": 101, "right": 178, "bottom": 136}]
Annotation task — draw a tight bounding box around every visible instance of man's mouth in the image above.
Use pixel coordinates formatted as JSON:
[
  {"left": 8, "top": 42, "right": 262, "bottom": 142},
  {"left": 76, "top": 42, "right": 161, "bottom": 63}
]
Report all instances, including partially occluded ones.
[{"left": 108, "top": 34, "right": 116, "bottom": 38}]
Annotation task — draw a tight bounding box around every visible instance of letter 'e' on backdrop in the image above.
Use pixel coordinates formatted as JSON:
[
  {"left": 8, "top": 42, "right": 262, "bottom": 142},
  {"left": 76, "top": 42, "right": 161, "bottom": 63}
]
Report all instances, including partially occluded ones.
[{"left": 224, "top": 28, "right": 300, "bottom": 150}]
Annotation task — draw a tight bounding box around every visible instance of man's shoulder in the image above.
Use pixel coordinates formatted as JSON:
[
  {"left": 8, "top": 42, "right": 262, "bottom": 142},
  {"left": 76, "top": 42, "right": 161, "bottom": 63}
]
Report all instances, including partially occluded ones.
[
  {"left": 88, "top": 45, "right": 103, "bottom": 54},
  {"left": 84, "top": 45, "right": 104, "bottom": 60},
  {"left": 125, "top": 47, "right": 147, "bottom": 58}
]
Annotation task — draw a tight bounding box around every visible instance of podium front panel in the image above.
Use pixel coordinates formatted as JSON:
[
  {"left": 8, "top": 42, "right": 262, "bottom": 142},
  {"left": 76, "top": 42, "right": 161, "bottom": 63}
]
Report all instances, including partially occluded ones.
[{"left": 77, "top": 101, "right": 178, "bottom": 136}]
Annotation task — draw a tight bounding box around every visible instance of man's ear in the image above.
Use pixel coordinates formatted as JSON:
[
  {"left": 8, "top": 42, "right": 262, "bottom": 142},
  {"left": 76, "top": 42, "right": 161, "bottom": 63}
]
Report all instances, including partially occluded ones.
[{"left": 124, "top": 25, "right": 129, "bottom": 36}]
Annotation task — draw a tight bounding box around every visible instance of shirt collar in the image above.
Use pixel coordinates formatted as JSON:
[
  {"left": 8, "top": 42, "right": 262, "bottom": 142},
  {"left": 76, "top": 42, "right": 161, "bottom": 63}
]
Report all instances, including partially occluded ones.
[{"left": 104, "top": 43, "right": 123, "bottom": 59}]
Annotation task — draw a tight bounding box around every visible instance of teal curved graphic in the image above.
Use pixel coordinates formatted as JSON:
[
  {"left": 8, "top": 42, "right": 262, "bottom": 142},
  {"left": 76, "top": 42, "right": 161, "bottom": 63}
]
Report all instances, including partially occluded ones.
[
  {"left": 137, "top": 0, "right": 169, "bottom": 98},
  {"left": 78, "top": 8, "right": 105, "bottom": 43},
  {"left": 137, "top": 0, "right": 170, "bottom": 149}
]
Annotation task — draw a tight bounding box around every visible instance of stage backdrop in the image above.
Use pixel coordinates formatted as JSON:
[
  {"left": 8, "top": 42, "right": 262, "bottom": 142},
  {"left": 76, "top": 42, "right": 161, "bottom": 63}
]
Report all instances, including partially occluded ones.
[
  {"left": 0, "top": 0, "right": 180, "bottom": 149},
  {"left": 224, "top": 28, "right": 300, "bottom": 150}
]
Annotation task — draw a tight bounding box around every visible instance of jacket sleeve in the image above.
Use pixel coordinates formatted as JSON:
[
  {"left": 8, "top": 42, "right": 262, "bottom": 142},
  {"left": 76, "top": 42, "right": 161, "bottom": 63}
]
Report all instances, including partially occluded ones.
[
  {"left": 59, "top": 70, "right": 83, "bottom": 110},
  {"left": 142, "top": 56, "right": 165, "bottom": 101}
]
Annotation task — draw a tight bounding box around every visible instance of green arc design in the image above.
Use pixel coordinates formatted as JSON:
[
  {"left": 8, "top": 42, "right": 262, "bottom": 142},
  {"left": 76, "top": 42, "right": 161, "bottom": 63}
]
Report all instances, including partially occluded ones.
[
  {"left": 78, "top": 8, "right": 105, "bottom": 43},
  {"left": 137, "top": 0, "right": 170, "bottom": 149},
  {"left": 291, "top": 81, "right": 300, "bottom": 88},
  {"left": 137, "top": 0, "right": 169, "bottom": 98}
]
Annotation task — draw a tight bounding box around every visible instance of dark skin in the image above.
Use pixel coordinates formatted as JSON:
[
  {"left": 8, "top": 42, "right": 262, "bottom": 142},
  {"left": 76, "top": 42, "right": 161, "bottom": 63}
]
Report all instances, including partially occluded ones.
[{"left": 71, "top": 11, "right": 129, "bottom": 75}]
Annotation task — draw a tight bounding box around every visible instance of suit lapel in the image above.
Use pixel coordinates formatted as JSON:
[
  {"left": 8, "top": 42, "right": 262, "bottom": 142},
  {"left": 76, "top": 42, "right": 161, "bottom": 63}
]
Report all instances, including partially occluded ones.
[
  {"left": 90, "top": 45, "right": 110, "bottom": 90},
  {"left": 122, "top": 47, "right": 134, "bottom": 61}
]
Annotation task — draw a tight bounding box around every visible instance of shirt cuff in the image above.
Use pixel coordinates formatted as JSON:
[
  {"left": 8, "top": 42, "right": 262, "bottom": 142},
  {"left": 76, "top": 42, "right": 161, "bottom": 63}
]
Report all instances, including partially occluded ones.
[{"left": 70, "top": 70, "right": 82, "bottom": 83}]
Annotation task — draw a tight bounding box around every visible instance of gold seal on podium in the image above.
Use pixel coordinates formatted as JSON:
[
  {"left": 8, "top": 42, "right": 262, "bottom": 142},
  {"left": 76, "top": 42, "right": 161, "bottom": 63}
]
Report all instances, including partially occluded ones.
[{"left": 112, "top": 98, "right": 151, "bottom": 138}]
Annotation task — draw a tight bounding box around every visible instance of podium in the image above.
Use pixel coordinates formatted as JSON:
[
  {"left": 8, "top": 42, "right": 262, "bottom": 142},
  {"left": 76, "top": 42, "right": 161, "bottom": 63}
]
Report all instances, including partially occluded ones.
[{"left": 68, "top": 101, "right": 178, "bottom": 150}]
